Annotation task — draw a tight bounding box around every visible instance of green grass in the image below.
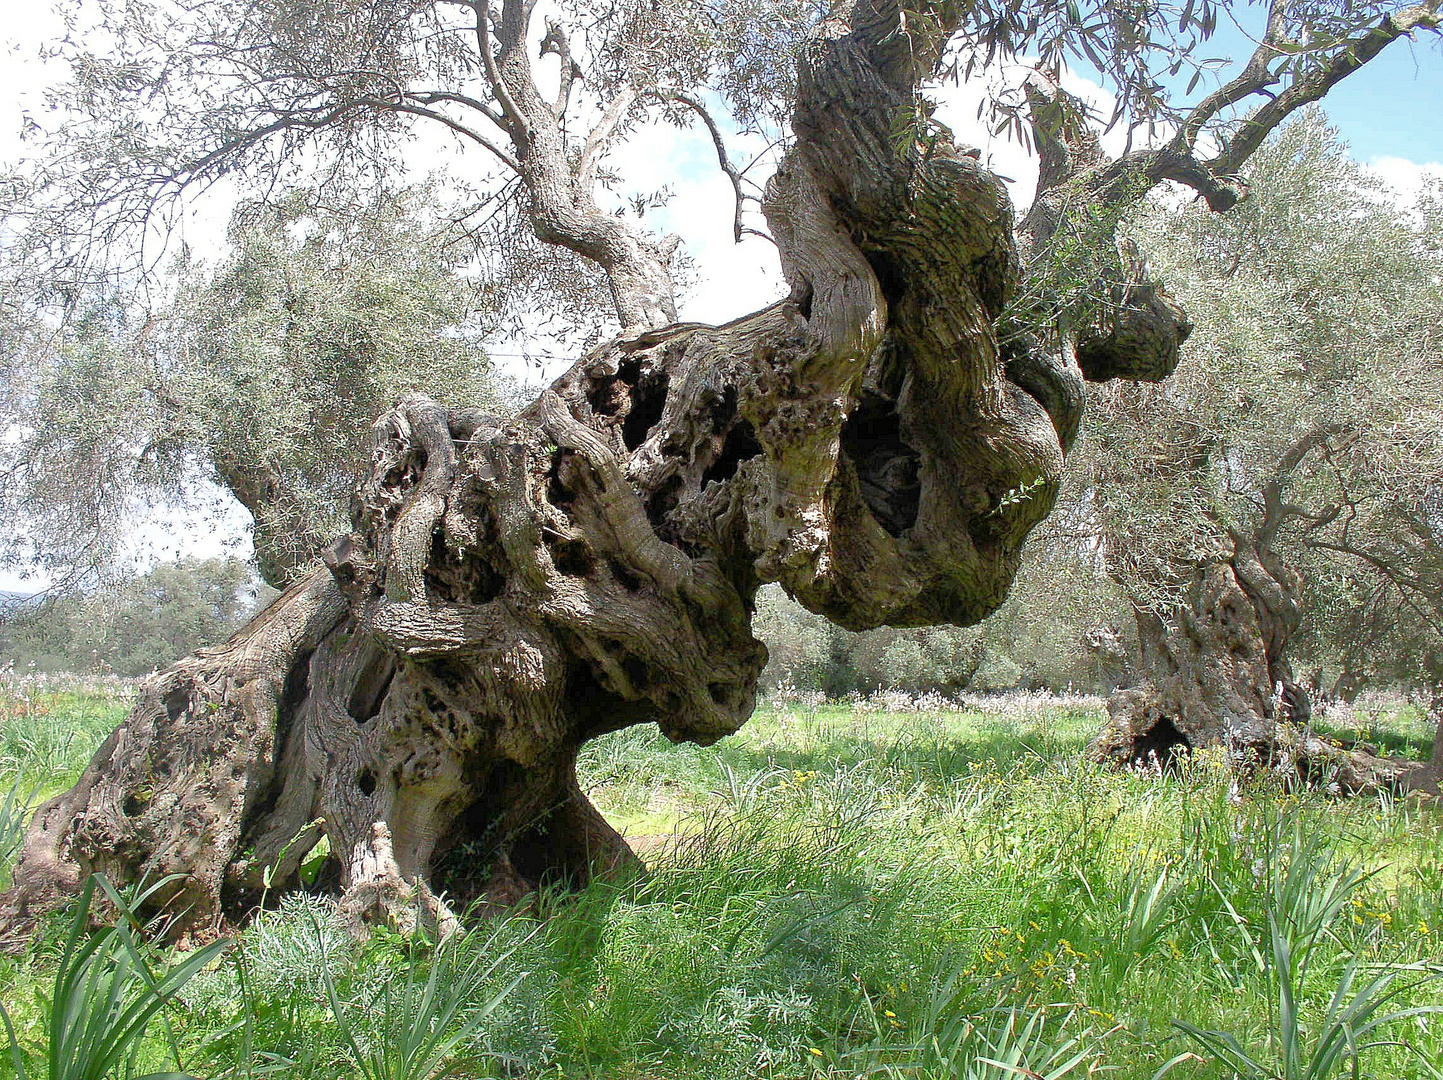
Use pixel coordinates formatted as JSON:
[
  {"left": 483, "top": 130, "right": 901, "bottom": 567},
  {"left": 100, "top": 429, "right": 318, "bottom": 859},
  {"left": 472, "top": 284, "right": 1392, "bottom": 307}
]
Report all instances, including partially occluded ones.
[
  {"left": 3, "top": 874, "right": 228, "bottom": 1080},
  {"left": 0, "top": 679, "right": 132, "bottom": 795},
  {"left": 1, "top": 688, "right": 1441, "bottom": 1079},
  {"left": 1308, "top": 695, "right": 1437, "bottom": 762}
]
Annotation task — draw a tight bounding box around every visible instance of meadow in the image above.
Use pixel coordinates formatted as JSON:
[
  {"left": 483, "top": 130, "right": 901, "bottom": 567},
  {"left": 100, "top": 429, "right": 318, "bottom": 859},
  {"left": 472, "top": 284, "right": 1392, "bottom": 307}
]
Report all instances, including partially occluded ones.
[{"left": 0, "top": 676, "right": 1440, "bottom": 1079}]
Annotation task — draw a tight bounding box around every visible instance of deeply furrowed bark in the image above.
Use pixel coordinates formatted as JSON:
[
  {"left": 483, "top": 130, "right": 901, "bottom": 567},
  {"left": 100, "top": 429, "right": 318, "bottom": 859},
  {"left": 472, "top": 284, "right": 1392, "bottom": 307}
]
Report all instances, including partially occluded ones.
[{"left": 0, "top": 7, "right": 1199, "bottom": 944}]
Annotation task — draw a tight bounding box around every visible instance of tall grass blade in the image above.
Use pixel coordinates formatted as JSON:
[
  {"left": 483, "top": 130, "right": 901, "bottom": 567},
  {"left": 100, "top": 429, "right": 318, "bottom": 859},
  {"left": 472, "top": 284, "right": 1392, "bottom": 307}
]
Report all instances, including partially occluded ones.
[
  {"left": 318, "top": 911, "right": 531, "bottom": 1080},
  {"left": 35, "top": 873, "right": 228, "bottom": 1080}
]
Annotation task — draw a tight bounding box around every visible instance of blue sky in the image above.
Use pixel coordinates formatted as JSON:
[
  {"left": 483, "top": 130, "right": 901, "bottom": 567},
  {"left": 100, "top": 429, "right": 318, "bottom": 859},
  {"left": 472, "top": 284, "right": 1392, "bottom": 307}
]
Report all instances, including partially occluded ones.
[
  {"left": 1312, "top": 40, "right": 1441, "bottom": 163},
  {"left": 1186, "top": 10, "right": 1443, "bottom": 164}
]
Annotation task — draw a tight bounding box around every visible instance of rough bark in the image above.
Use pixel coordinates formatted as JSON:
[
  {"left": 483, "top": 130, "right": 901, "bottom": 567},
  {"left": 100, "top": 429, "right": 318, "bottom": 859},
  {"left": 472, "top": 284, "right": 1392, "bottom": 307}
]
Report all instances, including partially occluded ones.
[
  {"left": 1413, "top": 684, "right": 1443, "bottom": 796},
  {"left": 1090, "top": 534, "right": 1427, "bottom": 792},
  {"left": 1432, "top": 691, "right": 1443, "bottom": 774},
  {"left": 4, "top": 0, "right": 1395, "bottom": 943}
]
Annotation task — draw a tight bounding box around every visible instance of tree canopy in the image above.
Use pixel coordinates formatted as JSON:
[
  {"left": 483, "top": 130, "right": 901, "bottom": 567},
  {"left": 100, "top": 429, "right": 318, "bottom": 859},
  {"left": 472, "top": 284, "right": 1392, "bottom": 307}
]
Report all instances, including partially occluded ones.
[
  {"left": 1069, "top": 109, "right": 1443, "bottom": 774},
  {"left": 1084, "top": 110, "right": 1443, "bottom": 652},
  {"left": 1, "top": 186, "right": 506, "bottom": 588},
  {"left": 7, "top": 0, "right": 1439, "bottom": 328}
]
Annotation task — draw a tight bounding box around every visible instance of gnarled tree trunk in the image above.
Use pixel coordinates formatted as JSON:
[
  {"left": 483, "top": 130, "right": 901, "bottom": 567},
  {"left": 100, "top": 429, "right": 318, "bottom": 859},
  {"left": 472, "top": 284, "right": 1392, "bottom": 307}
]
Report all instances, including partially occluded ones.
[
  {"left": 1090, "top": 531, "right": 1426, "bottom": 791},
  {"left": 0, "top": 5, "right": 1203, "bottom": 945}
]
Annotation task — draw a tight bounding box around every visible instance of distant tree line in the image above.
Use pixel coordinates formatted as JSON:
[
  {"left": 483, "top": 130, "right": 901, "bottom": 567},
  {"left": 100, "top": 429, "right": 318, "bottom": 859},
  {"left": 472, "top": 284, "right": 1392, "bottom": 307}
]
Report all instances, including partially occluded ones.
[
  {"left": 0, "top": 558, "right": 276, "bottom": 676},
  {"left": 755, "top": 555, "right": 1129, "bottom": 697},
  {"left": 3, "top": 552, "right": 1114, "bottom": 692}
]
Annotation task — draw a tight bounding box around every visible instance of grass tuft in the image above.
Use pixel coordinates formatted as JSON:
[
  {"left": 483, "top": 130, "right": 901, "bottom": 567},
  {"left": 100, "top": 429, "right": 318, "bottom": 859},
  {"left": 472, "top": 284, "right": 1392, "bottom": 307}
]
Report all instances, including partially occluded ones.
[{"left": 1, "top": 690, "right": 1441, "bottom": 1079}]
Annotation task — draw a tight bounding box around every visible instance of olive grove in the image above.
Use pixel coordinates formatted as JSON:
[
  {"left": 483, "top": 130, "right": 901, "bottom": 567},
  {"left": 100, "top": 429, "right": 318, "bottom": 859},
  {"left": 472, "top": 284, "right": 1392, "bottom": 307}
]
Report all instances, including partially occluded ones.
[
  {"left": 0, "top": 558, "right": 275, "bottom": 676},
  {"left": 1, "top": 0, "right": 1438, "bottom": 941},
  {"left": 1074, "top": 112, "right": 1443, "bottom": 788}
]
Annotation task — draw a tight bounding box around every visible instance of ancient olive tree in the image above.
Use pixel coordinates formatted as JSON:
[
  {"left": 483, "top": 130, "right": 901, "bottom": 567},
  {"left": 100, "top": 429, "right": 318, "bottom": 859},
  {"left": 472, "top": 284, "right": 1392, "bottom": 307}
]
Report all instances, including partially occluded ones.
[
  {"left": 1077, "top": 113, "right": 1443, "bottom": 788},
  {"left": 2, "top": 0, "right": 1438, "bottom": 941}
]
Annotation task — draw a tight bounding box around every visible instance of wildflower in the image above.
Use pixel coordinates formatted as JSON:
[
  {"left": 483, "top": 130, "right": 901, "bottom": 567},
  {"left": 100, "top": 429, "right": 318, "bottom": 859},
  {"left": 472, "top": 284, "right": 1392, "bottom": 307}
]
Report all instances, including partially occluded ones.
[{"left": 808, "top": 1047, "right": 824, "bottom": 1057}]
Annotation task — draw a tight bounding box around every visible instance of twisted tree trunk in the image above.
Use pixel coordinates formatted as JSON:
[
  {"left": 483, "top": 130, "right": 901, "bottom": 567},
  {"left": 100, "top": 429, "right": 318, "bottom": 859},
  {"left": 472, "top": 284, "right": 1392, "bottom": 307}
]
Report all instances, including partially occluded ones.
[
  {"left": 0, "top": 6, "right": 1198, "bottom": 944},
  {"left": 1088, "top": 422, "right": 1431, "bottom": 791},
  {"left": 1090, "top": 532, "right": 1427, "bottom": 791}
]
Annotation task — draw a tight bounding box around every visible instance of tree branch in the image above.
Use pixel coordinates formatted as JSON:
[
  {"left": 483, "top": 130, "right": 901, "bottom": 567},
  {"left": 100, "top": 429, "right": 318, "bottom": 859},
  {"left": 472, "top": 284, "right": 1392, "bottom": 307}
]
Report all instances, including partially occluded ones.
[
  {"left": 1024, "top": 70, "right": 1109, "bottom": 201},
  {"left": 475, "top": 0, "right": 528, "bottom": 137},
  {"left": 539, "top": 20, "right": 583, "bottom": 119},
  {"left": 1256, "top": 421, "right": 1345, "bottom": 547},
  {"left": 577, "top": 87, "right": 638, "bottom": 189},
  {"left": 1176, "top": 0, "right": 1293, "bottom": 150},
  {"left": 1062, "top": 2, "right": 1441, "bottom": 212},
  {"left": 185, "top": 96, "right": 521, "bottom": 180},
  {"left": 662, "top": 91, "right": 764, "bottom": 245},
  {"left": 1208, "top": 3, "right": 1441, "bottom": 177},
  {"left": 408, "top": 89, "right": 510, "bottom": 131},
  {"left": 1305, "top": 536, "right": 1443, "bottom": 637}
]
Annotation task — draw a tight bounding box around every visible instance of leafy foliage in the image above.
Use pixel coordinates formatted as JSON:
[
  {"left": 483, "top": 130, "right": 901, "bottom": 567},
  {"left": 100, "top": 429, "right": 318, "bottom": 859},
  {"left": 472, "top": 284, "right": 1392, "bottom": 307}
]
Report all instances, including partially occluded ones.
[
  {"left": 1, "top": 189, "right": 503, "bottom": 586},
  {"left": 8, "top": 0, "right": 1432, "bottom": 310},
  {"left": 162, "top": 189, "right": 505, "bottom": 582},
  {"left": 1072, "top": 110, "right": 1443, "bottom": 687},
  {"left": 0, "top": 779, "right": 36, "bottom": 889},
  {"left": 320, "top": 921, "right": 528, "bottom": 1080},
  {"left": 0, "top": 558, "right": 272, "bottom": 676},
  {"left": 1168, "top": 823, "right": 1443, "bottom": 1080}
]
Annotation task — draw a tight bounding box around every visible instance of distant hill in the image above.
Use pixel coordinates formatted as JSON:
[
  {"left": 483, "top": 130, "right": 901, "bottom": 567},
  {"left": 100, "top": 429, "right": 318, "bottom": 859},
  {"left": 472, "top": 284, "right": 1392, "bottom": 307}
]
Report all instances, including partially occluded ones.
[{"left": 0, "top": 590, "right": 44, "bottom": 616}]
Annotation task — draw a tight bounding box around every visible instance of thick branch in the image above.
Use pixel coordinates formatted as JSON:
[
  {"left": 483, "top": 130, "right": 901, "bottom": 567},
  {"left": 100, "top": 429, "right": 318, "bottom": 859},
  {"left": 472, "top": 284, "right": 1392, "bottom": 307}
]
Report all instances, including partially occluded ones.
[
  {"left": 1209, "top": 4, "right": 1441, "bottom": 176},
  {"left": 1025, "top": 71, "right": 1109, "bottom": 201},
  {"left": 475, "top": 0, "right": 529, "bottom": 137},
  {"left": 1176, "top": 0, "right": 1293, "bottom": 149},
  {"left": 1049, "top": 3, "right": 1441, "bottom": 214},
  {"left": 576, "top": 87, "right": 638, "bottom": 189},
  {"left": 539, "top": 20, "right": 582, "bottom": 118},
  {"left": 1255, "top": 422, "right": 1345, "bottom": 547},
  {"left": 1152, "top": 2, "right": 1440, "bottom": 209},
  {"left": 476, "top": 0, "right": 678, "bottom": 329}
]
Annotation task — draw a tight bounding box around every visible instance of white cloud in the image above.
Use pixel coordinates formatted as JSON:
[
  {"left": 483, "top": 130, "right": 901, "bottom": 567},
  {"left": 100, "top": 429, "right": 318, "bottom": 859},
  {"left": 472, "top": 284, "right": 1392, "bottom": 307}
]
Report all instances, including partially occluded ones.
[{"left": 1365, "top": 155, "right": 1443, "bottom": 206}]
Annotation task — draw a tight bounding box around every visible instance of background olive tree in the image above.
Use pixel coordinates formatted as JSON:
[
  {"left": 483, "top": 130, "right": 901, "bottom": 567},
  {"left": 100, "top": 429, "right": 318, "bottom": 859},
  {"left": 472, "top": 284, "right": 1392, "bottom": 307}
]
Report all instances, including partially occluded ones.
[
  {"left": 1, "top": 187, "right": 506, "bottom": 589},
  {"left": 1069, "top": 110, "right": 1443, "bottom": 780}
]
